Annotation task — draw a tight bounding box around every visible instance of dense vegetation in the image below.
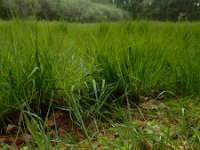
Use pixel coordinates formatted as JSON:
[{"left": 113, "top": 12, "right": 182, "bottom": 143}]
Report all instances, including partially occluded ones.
[
  {"left": 115, "top": 0, "right": 200, "bottom": 21},
  {"left": 1, "top": 0, "right": 200, "bottom": 21},
  {"left": 0, "top": 0, "right": 127, "bottom": 22},
  {"left": 1, "top": 20, "right": 200, "bottom": 115},
  {"left": 0, "top": 19, "right": 200, "bottom": 148},
  {"left": 1, "top": 1, "right": 200, "bottom": 148}
]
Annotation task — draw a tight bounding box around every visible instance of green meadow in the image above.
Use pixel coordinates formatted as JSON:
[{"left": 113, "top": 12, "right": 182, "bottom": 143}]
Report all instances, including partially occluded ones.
[{"left": 0, "top": 20, "right": 200, "bottom": 149}]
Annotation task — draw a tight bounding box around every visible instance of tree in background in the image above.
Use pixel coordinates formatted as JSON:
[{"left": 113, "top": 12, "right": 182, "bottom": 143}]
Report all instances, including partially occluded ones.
[
  {"left": 144, "top": 0, "right": 200, "bottom": 20},
  {"left": 0, "top": 0, "right": 13, "bottom": 19},
  {"left": 0, "top": 0, "right": 127, "bottom": 22},
  {"left": 0, "top": 0, "right": 200, "bottom": 21},
  {"left": 111, "top": 0, "right": 200, "bottom": 21},
  {"left": 0, "top": 0, "right": 40, "bottom": 19}
]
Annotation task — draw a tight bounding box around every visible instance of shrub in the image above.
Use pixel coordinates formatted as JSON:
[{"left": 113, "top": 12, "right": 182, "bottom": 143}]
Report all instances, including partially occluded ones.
[
  {"left": 0, "top": 0, "right": 40, "bottom": 19},
  {"left": 0, "top": 0, "right": 127, "bottom": 22},
  {"left": 0, "top": 0, "right": 14, "bottom": 18},
  {"left": 52, "top": 0, "right": 127, "bottom": 22}
]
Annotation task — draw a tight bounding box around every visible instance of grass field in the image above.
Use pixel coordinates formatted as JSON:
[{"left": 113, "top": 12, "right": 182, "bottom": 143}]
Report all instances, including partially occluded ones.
[{"left": 0, "top": 20, "right": 200, "bottom": 149}]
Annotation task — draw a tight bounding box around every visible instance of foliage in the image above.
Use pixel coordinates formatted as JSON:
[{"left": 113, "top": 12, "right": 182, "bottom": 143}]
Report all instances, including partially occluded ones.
[
  {"left": 0, "top": 0, "right": 127, "bottom": 22},
  {"left": 0, "top": 0, "right": 40, "bottom": 18},
  {"left": 1, "top": 0, "right": 200, "bottom": 21},
  {"left": 113, "top": 0, "right": 200, "bottom": 21}
]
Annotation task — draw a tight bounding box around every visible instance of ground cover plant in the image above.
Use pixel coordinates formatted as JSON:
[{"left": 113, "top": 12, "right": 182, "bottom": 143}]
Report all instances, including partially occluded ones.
[{"left": 0, "top": 20, "right": 200, "bottom": 149}]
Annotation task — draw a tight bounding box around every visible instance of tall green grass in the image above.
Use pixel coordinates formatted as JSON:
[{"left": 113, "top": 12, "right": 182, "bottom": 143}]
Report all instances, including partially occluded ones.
[{"left": 1, "top": 20, "right": 200, "bottom": 117}]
